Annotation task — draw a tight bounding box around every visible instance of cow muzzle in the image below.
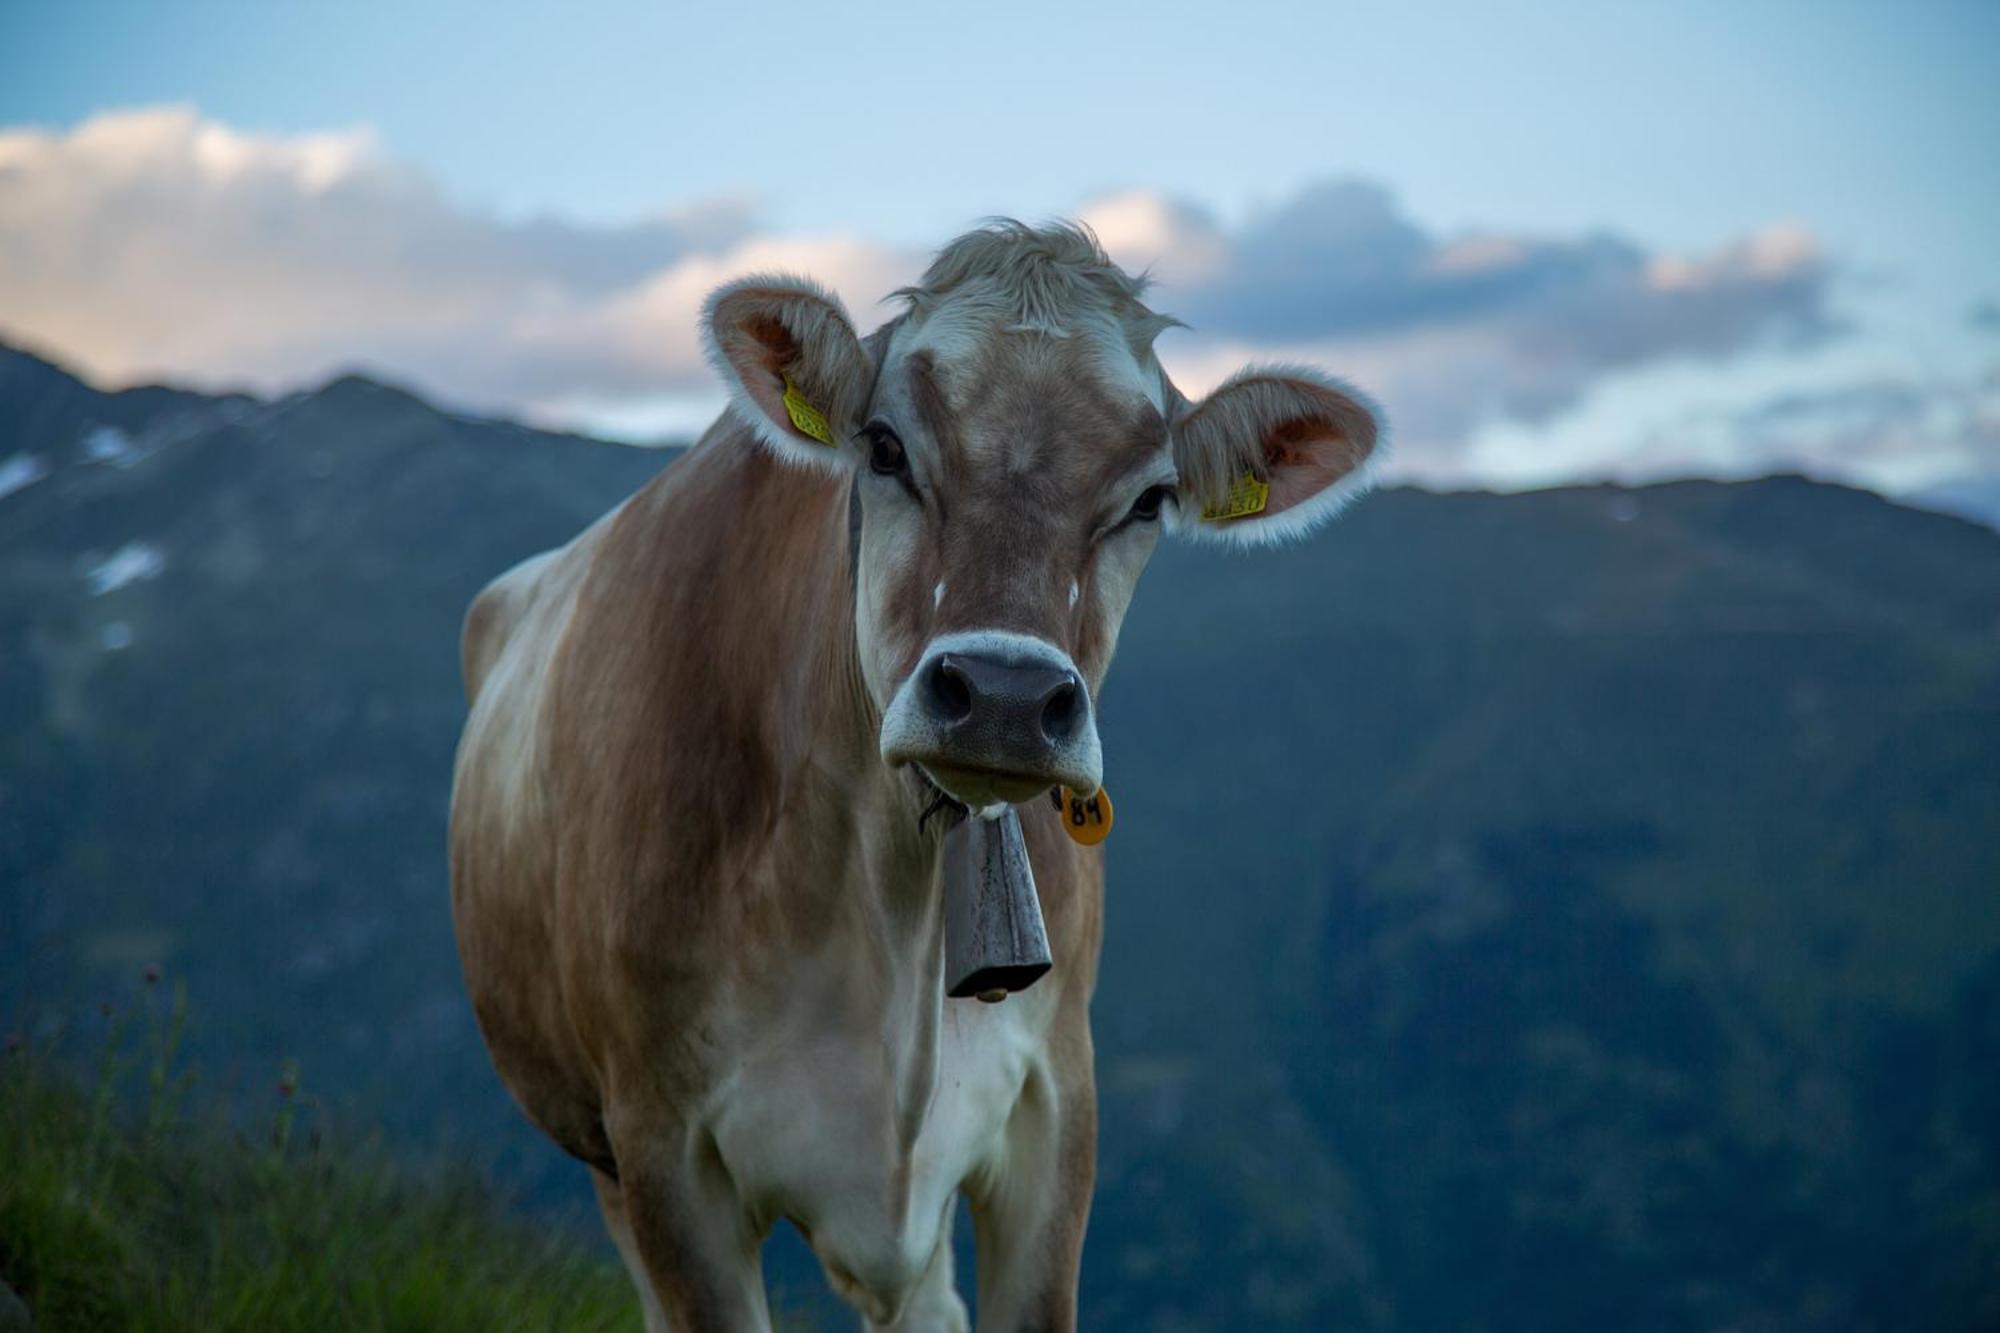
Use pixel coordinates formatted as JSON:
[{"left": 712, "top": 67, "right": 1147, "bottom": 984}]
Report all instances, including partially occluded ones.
[{"left": 879, "top": 631, "right": 1103, "bottom": 809}]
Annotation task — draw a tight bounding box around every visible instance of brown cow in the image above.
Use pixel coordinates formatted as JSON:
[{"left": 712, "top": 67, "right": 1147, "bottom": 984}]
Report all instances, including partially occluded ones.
[{"left": 449, "top": 221, "right": 1380, "bottom": 1331}]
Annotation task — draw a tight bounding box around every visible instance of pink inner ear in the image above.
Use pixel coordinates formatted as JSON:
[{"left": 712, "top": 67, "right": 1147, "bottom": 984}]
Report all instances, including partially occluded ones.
[
  {"left": 733, "top": 312, "right": 801, "bottom": 433},
  {"left": 1261, "top": 417, "right": 1369, "bottom": 517}
]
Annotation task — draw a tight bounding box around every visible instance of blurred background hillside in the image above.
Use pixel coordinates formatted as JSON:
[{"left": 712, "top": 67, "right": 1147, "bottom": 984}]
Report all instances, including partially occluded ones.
[
  {"left": 2, "top": 2, "right": 1997, "bottom": 1328},
  {"left": 3, "top": 342, "right": 1995, "bottom": 1329}
]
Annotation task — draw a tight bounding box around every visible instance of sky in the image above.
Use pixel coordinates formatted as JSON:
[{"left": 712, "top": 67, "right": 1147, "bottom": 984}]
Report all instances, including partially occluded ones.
[{"left": 1, "top": 0, "right": 1995, "bottom": 494}]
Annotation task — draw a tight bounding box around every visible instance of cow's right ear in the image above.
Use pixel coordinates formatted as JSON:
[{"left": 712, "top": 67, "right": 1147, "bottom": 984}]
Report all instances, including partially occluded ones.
[{"left": 701, "top": 274, "right": 873, "bottom": 473}]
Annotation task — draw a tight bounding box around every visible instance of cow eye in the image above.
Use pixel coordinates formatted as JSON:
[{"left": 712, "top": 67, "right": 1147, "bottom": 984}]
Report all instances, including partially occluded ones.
[
  {"left": 866, "top": 424, "right": 908, "bottom": 477},
  {"left": 1128, "top": 484, "right": 1174, "bottom": 523}
]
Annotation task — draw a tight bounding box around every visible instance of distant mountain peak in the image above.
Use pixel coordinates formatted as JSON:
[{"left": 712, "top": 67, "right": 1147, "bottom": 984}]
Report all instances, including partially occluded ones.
[{"left": 312, "top": 370, "right": 420, "bottom": 403}]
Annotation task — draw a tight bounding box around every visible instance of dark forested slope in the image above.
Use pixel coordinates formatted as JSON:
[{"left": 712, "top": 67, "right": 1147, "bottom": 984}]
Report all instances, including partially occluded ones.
[{"left": 4, "top": 344, "right": 1995, "bottom": 1330}]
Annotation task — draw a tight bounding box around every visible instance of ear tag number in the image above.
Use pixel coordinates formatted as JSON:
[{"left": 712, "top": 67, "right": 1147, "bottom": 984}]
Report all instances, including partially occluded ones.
[
  {"left": 1201, "top": 474, "right": 1270, "bottom": 522},
  {"left": 1049, "top": 785, "right": 1115, "bottom": 846},
  {"left": 782, "top": 378, "right": 836, "bottom": 446}
]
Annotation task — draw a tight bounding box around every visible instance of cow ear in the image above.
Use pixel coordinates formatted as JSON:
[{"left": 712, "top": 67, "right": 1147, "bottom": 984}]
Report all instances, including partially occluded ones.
[
  {"left": 1168, "top": 366, "right": 1382, "bottom": 546},
  {"left": 702, "top": 274, "right": 873, "bottom": 472}
]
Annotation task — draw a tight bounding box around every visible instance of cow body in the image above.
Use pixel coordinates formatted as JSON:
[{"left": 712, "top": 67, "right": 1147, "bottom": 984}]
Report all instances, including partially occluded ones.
[
  {"left": 451, "top": 221, "right": 1379, "bottom": 1330},
  {"left": 452, "top": 432, "right": 1098, "bottom": 1330}
]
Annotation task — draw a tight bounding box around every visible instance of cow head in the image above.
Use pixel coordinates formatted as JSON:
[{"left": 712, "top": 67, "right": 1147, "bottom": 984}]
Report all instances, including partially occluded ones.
[{"left": 702, "top": 222, "right": 1379, "bottom": 813}]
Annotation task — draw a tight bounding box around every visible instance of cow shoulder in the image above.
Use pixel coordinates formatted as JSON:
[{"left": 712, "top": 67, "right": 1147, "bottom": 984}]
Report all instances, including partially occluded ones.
[{"left": 461, "top": 548, "right": 562, "bottom": 706}]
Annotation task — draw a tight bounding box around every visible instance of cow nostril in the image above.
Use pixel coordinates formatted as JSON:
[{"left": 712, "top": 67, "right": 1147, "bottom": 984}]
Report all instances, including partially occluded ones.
[
  {"left": 1040, "top": 675, "right": 1083, "bottom": 744},
  {"left": 926, "top": 655, "right": 975, "bottom": 724}
]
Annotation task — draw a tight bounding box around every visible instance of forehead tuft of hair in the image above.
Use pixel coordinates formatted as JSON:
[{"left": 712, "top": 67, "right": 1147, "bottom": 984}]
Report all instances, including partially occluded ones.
[{"left": 891, "top": 218, "right": 1181, "bottom": 353}]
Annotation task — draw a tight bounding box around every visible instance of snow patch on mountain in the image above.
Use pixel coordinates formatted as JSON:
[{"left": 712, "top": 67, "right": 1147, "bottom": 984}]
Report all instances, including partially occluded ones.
[
  {"left": 83, "top": 542, "right": 167, "bottom": 595},
  {"left": 82, "top": 424, "right": 141, "bottom": 466},
  {"left": 0, "top": 451, "right": 49, "bottom": 501}
]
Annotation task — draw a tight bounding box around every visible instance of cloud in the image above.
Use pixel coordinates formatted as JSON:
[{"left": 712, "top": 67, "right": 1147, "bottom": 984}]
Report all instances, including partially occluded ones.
[
  {"left": 1082, "top": 183, "right": 1835, "bottom": 480},
  {"left": 1702, "top": 370, "right": 2000, "bottom": 490},
  {"left": 0, "top": 106, "right": 919, "bottom": 422},
  {"left": 1086, "top": 181, "right": 1829, "bottom": 358},
  {"left": 1, "top": 107, "right": 1843, "bottom": 480}
]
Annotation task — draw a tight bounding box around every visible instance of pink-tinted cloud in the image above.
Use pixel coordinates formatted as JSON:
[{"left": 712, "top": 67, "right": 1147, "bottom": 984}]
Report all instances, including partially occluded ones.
[
  {"left": 0, "top": 107, "right": 917, "bottom": 418},
  {"left": 1081, "top": 185, "right": 1834, "bottom": 481},
  {"left": 2, "top": 107, "right": 1850, "bottom": 483}
]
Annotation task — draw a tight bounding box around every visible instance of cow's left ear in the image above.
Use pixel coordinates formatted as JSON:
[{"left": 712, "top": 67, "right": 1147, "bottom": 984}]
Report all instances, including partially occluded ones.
[
  {"left": 702, "top": 274, "right": 873, "bottom": 473},
  {"left": 1168, "top": 366, "right": 1382, "bottom": 546}
]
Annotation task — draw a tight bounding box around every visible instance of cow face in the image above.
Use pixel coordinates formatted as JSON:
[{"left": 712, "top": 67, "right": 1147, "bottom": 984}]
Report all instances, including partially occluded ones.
[{"left": 702, "top": 231, "right": 1379, "bottom": 813}]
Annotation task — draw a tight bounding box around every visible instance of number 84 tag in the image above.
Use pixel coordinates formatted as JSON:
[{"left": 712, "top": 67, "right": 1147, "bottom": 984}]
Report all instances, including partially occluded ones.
[{"left": 1050, "top": 785, "right": 1114, "bottom": 846}]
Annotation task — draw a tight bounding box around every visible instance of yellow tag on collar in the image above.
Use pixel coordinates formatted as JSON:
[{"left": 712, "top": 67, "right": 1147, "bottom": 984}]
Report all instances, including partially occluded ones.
[
  {"left": 782, "top": 378, "right": 835, "bottom": 446},
  {"left": 1051, "top": 785, "right": 1114, "bottom": 846},
  {"left": 1201, "top": 474, "right": 1270, "bottom": 522}
]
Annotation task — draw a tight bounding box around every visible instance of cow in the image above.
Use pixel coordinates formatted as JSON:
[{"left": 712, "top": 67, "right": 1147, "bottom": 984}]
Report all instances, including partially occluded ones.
[{"left": 449, "top": 220, "right": 1381, "bottom": 1332}]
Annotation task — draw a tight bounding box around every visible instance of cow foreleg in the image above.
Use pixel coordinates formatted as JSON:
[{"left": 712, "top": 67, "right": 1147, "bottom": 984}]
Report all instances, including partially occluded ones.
[
  {"left": 965, "top": 1052, "right": 1096, "bottom": 1333},
  {"left": 870, "top": 1199, "right": 970, "bottom": 1333},
  {"left": 593, "top": 1167, "right": 674, "bottom": 1333},
  {"left": 604, "top": 1125, "right": 772, "bottom": 1333}
]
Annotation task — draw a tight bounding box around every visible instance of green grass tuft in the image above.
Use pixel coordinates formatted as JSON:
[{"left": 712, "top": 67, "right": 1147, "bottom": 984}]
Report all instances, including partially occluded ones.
[{"left": 0, "top": 981, "right": 640, "bottom": 1332}]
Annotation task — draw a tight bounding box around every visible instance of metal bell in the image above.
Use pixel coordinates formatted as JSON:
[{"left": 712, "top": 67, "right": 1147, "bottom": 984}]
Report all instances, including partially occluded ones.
[{"left": 942, "top": 807, "right": 1052, "bottom": 1002}]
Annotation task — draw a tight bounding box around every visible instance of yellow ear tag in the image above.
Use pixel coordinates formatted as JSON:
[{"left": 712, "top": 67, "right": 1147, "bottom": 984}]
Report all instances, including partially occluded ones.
[
  {"left": 1201, "top": 473, "right": 1270, "bottom": 522},
  {"left": 782, "top": 378, "right": 836, "bottom": 446},
  {"left": 1050, "top": 784, "right": 1115, "bottom": 846}
]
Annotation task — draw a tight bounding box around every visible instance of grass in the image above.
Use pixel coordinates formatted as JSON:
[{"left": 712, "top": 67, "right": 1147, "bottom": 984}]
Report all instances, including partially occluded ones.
[{"left": 0, "top": 974, "right": 641, "bottom": 1332}]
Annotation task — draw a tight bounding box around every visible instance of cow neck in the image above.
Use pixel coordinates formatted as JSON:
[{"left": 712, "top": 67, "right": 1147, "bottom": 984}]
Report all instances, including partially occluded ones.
[{"left": 791, "top": 467, "right": 952, "bottom": 932}]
